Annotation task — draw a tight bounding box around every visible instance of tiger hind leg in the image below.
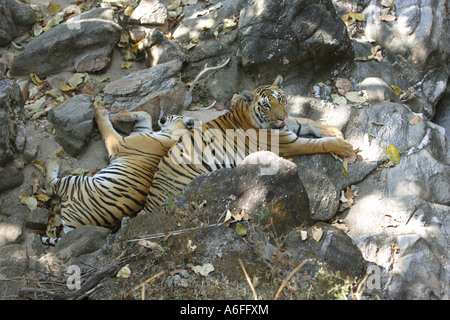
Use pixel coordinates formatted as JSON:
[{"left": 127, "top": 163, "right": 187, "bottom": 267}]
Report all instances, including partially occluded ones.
[
  {"left": 45, "top": 154, "right": 60, "bottom": 196},
  {"left": 95, "top": 106, "right": 123, "bottom": 158}
]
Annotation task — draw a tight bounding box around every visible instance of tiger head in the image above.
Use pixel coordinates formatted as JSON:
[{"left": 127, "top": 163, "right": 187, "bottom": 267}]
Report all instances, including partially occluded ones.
[
  {"left": 241, "top": 75, "right": 288, "bottom": 130},
  {"left": 158, "top": 114, "right": 196, "bottom": 133}
]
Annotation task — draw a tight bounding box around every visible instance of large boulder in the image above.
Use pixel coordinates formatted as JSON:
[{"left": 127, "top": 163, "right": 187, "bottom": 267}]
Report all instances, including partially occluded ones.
[
  {"left": 47, "top": 94, "right": 96, "bottom": 157},
  {"left": 103, "top": 60, "right": 187, "bottom": 127},
  {"left": 0, "top": 74, "right": 26, "bottom": 166},
  {"left": 0, "top": 0, "right": 36, "bottom": 46},
  {"left": 9, "top": 8, "right": 122, "bottom": 78}
]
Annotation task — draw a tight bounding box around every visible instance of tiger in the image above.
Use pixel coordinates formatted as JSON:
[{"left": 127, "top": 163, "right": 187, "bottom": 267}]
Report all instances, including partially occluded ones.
[
  {"left": 143, "top": 75, "right": 355, "bottom": 213},
  {"left": 42, "top": 105, "right": 195, "bottom": 244}
]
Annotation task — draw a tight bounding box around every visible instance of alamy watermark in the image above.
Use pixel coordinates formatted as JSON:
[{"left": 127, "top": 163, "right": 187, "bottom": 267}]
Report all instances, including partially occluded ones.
[
  {"left": 170, "top": 122, "right": 280, "bottom": 175},
  {"left": 66, "top": 264, "right": 81, "bottom": 290}
]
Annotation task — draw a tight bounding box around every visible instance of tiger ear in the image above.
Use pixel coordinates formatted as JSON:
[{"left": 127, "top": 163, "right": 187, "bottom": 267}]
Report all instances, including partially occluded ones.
[
  {"left": 240, "top": 90, "right": 254, "bottom": 104},
  {"left": 272, "top": 75, "right": 283, "bottom": 88}
]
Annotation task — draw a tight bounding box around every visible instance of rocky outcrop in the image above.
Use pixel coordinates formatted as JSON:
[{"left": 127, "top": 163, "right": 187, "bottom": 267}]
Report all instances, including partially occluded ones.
[
  {"left": 0, "top": 0, "right": 36, "bottom": 46},
  {"left": 9, "top": 8, "right": 122, "bottom": 78},
  {"left": 47, "top": 94, "right": 96, "bottom": 157}
]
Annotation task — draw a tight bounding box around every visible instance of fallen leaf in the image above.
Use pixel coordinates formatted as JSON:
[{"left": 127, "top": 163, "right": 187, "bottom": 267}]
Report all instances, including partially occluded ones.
[
  {"left": 200, "top": 18, "right": 215, "bottom": 34},
  {"left": 137, "top": 240, "right": 165, "bottom": 252},
  {"left": 124, "top": 50, "right": 135, "bottom": 61},
  {"left": 35, "top": 194, "right": 51, "bottom": 202},
  {"left": 345, "top": 91, "right": 367, "bottom": 103},
  {"left": 386, "top": 145, "right": 400, "bottom": 166},
  {"left": 300, "top": 230, "right": 308, "bottom": 241},
  {"left": 23, "top": 196, "right": 38, "bottom": 211},
  {"left": 60, "top": 83, "right": 76, "bottom": 91},
  {"left": 124, "top": 5, "right": 134, "bottom": 16},
  {"left": 192, "top": 263, "right": 214, "bottom": 276},
  {"left": 349, "top": 11, "right": 365, "bottom": 21},
  {"left": 410, "top": 115, "right": 421, "bottom": 125},
  {"left": 187, "top": 239, "right": 197, "bottom": 252},
  {"left": 311, "top": 226, "right": 323, "bottom": 242},
  {"left": 47, "top": 3, "right": 61, "bottom": 16},
  {"left": 32, "top": 160, "right": 46, "bottom": 176},
  {"left": 30, "top": 73, "right": 48, "bottom": 86},
  {"left": 222, "top": 17, "right": 238, "bottom": 33},
  {"left": 331, "top": 94, "right": 347, "bottom": 106},
  {"left": 116, "top": 265, "right": 131, "bottom": 278},
  {"left": 121, "top": 62, "right": 133, "bottom": 69},
  {"left": 390, "top": 85, "right": 402, "bottom": 96},
  {"left": 342, "top": 160, "right": 349, "bottom": 178},
  {"left": 235, "top": 223, "right": 247, "bottom": 237}
]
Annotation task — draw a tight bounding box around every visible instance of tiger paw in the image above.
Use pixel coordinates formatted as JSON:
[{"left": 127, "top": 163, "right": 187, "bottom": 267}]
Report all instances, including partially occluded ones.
[{"left": 330, "top": 137, "right": 355, "bottom": 157}]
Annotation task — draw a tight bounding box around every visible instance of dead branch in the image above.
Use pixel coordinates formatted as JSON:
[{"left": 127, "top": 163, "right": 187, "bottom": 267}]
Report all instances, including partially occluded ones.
[
  {"left": 273, "top": 259, "right": 307, "bottom": 300},
  {"left": 183, "top": 57, "right": 231, "bottom": 109}
]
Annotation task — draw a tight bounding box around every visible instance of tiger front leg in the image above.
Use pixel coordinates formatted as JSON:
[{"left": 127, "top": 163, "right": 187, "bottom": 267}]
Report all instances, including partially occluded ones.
[
  {"left": 287, "top": 117, "right": 344, "bottom": 138},
  {"left": 279, "top": 132, "right": 355, "bottom": 157}
]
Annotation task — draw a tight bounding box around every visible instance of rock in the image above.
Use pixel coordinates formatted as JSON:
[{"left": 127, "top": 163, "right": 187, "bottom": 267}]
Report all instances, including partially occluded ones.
[
  {"left": 130, "top": 0, "right": 168, "bottom": 26},
  {"left": 0, "top": 216, "right": 25, "bottom": 247},
  {"left": 0, "top": 74, "right": 26, "bottom": 166},
  {"left": 129, "top": 27, "right": 186, "bottom": 67},
  {"left": 238, "top": 0, "right": 353, "bottom": 70},
  {"left": 0, "top": 244, "right": 28, "bottom": 277},
  {"left": 179, "top": 151, "right": 311, "bottom": 235},
  {"left": 48, "top": 225, "right": 111, "bottom": 265},
  {"left": 103, "top": 60, "right": 187, "bottom": 127},
  {"left": 363, "top": 0, "right": 449, "bottom": 109},
  {"left": 356, "top": 77, "right": 400, "bottom": 103},
  {"left": 0, "top": 0, "right": 36, "bottom": 46},
  {"left": 9, "top": 8, "right": 122, "bottom": 78},
  {"left": 0, "top": 166, "right": 24, "bottom": 193},
  {"left": 283, "top": 222, "right": 366, "bottom": 278},
  {"left": 47, "top": 94, "right": 96, "bottom": 157}
]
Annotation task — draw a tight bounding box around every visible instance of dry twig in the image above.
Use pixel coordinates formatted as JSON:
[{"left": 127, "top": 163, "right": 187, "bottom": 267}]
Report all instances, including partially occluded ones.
[
  {"left": 238, "top": 259, "right": 258, "bottom": 300},
  {"left": 273, "top": 259, "right": 307, "bottom": 300}
]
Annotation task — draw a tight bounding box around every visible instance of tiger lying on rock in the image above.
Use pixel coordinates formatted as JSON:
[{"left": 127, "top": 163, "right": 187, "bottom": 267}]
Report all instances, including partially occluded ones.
[
  {"left": 143, "top": 75, "right": 355, "bottom": 213},
  {"left": 42, "top": 106, "right": 194, "bottom": 245}
]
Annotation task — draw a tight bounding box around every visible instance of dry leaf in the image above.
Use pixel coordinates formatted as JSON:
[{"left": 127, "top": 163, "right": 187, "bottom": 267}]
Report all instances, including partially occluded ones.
[
  {"left": 235, "top": 223, "right": 247, "bottom": 237},
  {"left": 342, "top": 160, "right": 349, "bottom": 178},
  {"left": 47, "top": 3, "right": 61, "bottom": 16},
  {"left": 345, "top": 91, "right": 367, "bottom": 103},
  {"left": 410, "top": 115, "right": 421, "bottom": 125},
  {"left": 137, "top": 240, "right": 165, "bottom": 252},
  {"left": 121, "top": 62, "right": 133, "bottom": 69},
  {"left": 35, "top": 194, "right": 51, "bottom": 202},
  {"left": 116, "top": 265, "right": 131, "bottom": 278},
  {"left": 386, "top": 145, "right": 400, "bottom": 166},
  {"left": 187, "top": 239, "right": 197, "bottom": 252},
  {"left": 32, "top": 160, "right": 46, "bottom": 176},
  {"left": 30, "top": 73, "right": 48, "bottom": 86},
  {"left": 192, "top": 263, "right": 214, "bottom": 276},
  {"left": 300, "top": 230, "right": 308, "bottom": 241},
  {"left": 311, "top": 226, "right": 323, "bottom": 242}
]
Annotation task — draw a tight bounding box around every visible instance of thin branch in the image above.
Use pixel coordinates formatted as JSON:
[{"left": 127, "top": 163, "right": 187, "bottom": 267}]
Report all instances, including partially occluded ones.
[
  {"left": 238, "top": 259, "right": 258, "bottom": 300},
  {"left": 273, "top": 259, "right": 307, "bottom": 300},
  {"left": 183, "top": 57, "right": 231, "bottom": 108}
]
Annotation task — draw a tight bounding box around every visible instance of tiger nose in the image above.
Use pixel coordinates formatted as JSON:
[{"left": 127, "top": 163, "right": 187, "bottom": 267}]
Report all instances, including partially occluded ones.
[{"left": 159, "top": 116, "right": 166, "bottom": 124}]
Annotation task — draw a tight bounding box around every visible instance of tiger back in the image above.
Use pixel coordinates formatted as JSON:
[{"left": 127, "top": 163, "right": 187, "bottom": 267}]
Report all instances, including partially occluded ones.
[{"left": 143, "top": 75, "right": 355, "bottom": 213}]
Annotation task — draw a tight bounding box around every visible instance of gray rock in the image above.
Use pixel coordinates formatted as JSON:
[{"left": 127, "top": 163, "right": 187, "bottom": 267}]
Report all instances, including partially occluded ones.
[
  {"left": 0, "top": 244, "right": 28, "bottom": 276},
  {"left": 238, "top": 0, "right": 353, "bottom": 69},
  {"left": 0, "top": 0, "right": 36, "bottom": 46},
  {"left": 130, "top": 0, "right": 168, "bottom": 25},
  {"left": 0, "top": 166, "right": 24, "bottom": 193},
  {"left": 0, "top": 216, "right": 25, "bottom": 248},
  {"left": 363, "top": 0, "right": 449, "bottom": 108},
  {"left": 0, "top": 75, "right": 26, "bottom": 166},
  {"left": 283, "top": 222, "right": 366, "bottom": 278},
  {"left": 47, "top": 94, "right": 95, "bottom": 157},
  {"left": 103, "top": 60, "right": 187, "bottom": 127},
  {"left": 49, "top": 225, "right": 111, "bottom": 265},
  {"left": 9, "top": 8, "right": 122, "bottom": 78},
  {"left": 180, "top": 151, "right": 311, "bottom": 235},
  {"left": 356, "top": 77, "right": 400, "bottom": 103}
]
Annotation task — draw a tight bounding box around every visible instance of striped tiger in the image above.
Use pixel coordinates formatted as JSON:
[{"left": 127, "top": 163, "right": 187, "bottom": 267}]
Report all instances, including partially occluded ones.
[
  {"left": 143, "top": 75, "right": 355, "bottom": 213},
  {"left": 43, "top": 106, "right": 194, "bottom": 243}
]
